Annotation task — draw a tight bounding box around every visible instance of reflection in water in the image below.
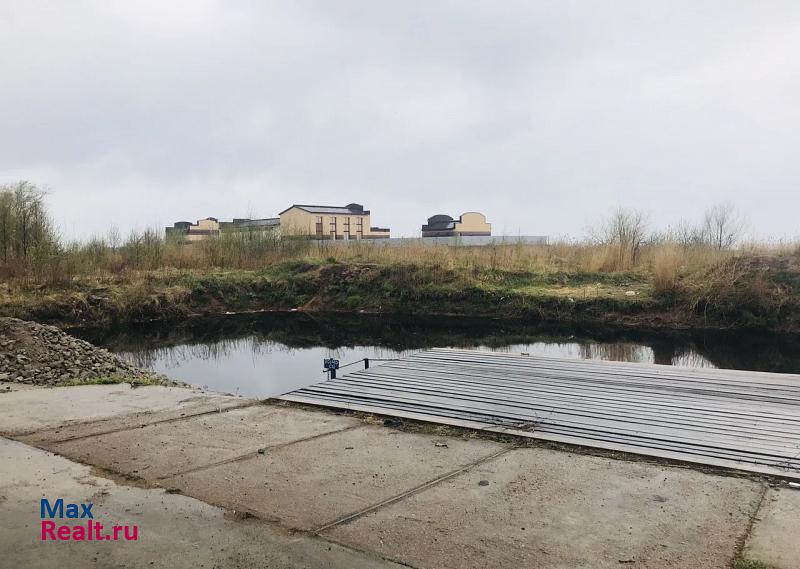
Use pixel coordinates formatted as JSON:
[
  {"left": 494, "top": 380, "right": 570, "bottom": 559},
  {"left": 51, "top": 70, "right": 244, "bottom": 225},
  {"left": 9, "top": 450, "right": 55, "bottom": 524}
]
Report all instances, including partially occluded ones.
[
  {"left": 118, "top": 339, "right": 416, "bottom": 397},
  {"left": 580, "top": 342, "right": 651, "bottom": 364},
  {"left": 74, "top": 313, "right": 800, "bottom": 398}
]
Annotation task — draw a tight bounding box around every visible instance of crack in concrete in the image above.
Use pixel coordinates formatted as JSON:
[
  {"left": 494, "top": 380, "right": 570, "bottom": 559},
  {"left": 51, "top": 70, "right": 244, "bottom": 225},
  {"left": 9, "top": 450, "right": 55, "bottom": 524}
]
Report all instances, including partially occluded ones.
[
  {"left": 315, "top": 533, "right": 425, "bottom": 569},
  {"left": 731, "top": 481, "right": 770, "bottom": 566},
  {"left": 159, "top": 423, "right": 367, "bottom": 480},
  {"left": 312, "top": 445, "right": 516, "bottom": 534},
  {"left": 17, "top": 400, "right": 261, "bottom": 443}
]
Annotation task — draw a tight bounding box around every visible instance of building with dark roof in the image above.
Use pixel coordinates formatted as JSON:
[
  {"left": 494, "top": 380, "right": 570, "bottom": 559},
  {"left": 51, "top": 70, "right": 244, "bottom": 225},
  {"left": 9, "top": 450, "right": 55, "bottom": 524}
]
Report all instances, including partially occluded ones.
[
  {"left": 166, "top": 216, "right": 280, "bottom": 241},
  {"left": 219, "top": 217, "right": 280, "bottom": 232},
  {"left": 279, "top": 203, "right": 390, "bottom": 239},
  {"left": 165, "top": 217, "right": 221, "bottom": 241},
  {"left": 421, "top": 212, "right": 491, "bottom": 237}
]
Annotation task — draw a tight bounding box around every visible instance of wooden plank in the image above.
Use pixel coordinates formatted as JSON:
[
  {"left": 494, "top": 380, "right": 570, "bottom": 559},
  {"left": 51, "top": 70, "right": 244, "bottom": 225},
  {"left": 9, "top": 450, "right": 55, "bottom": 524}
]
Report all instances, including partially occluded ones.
[
  {"left": 339, "top": 368, "right": 800, "bottom": 426},
  {"left": 298, "top": 382, "right": 800, "bottom": 456},
  {"left": 422, "top": 348, "right": 800, "bottom": 385},
  {"left": 279, "top": 348, "right": 800, "bottom": 478},
  {"left": 280, "top": 394, "right": 800, "bottom": 481}
]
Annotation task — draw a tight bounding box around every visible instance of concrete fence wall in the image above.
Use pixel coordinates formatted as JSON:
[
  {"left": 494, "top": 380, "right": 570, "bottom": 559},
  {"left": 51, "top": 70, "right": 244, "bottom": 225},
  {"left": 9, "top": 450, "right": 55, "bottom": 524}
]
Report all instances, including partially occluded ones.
[{"left": 319, "top": 235, "right": 549, "bottom": 247}]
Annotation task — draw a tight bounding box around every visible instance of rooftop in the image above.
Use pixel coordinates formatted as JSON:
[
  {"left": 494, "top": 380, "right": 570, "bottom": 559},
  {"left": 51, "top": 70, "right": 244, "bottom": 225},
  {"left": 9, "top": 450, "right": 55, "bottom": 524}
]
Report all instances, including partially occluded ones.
[
  {"left": 279, "top": 203, "right": 369, "bottom": 216},
  {"left": 422, "top": 214, "right": 456, "bottom": 231}
]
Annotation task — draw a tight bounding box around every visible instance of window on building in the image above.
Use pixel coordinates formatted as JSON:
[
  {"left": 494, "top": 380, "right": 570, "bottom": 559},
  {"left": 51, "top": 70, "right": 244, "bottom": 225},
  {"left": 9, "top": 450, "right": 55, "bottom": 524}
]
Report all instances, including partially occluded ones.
[{"left": 315, "top": 216, "right": 323, "bottom": 236}]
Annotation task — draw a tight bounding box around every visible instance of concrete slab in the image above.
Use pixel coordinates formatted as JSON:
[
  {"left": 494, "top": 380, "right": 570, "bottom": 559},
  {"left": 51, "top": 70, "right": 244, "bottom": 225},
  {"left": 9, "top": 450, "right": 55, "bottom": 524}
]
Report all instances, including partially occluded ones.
[
  {"left": 0, "top": 380, "right": 38, "bottom": 392},
  {"left": 744, "top": 486, "right": 800, "bottom": 569},
  {"left": 48, "top": 405, "right": 362, "bottom": 480},
  {"left": 0, "top": 383, "right": 248, "bottom": 437},
  {"left": 0, "top": 437, "right": 404, "bottom": 569},
  {"left": 165, "top": 425, "right": 505, "bottom": 531},
  {"left": 325, "top": 447, "right": 764, "bottom": 569}
]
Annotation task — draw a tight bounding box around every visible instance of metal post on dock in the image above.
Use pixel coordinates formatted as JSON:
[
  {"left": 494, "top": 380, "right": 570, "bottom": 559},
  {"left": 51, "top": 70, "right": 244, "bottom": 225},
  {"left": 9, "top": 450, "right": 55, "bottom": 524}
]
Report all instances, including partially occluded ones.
[
  {"left": 323, "top": 358, "right": 340, "bottom": 380},
  {"left": 364, "top": 358, "right": 370, "bottom": 369}
]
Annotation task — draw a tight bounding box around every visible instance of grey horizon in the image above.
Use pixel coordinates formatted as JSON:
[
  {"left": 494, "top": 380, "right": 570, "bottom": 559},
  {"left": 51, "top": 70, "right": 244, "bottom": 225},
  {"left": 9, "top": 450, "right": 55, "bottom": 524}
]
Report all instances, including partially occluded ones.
[{"left": 1, "top": 1, "right": 798, "bottom": 241}]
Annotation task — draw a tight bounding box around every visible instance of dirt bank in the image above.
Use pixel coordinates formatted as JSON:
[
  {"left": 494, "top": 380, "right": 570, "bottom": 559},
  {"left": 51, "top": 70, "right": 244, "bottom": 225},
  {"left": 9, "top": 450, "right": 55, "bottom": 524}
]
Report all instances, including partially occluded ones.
[{"left": 1, "top": 256, "right": 799, "bottom": 333}]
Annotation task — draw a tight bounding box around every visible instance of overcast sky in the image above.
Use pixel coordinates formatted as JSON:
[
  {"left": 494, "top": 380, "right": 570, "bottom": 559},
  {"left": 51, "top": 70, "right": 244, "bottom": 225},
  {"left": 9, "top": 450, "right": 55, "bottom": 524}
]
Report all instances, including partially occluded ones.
[{"left": 1, "top": 1, "right": 799, "bottom": 240}]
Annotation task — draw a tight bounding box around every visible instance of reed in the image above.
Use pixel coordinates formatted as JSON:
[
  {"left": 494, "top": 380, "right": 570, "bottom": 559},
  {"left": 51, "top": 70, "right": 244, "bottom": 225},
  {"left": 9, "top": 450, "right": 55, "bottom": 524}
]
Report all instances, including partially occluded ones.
[
  {"left": 1, "top": 182, "right": 798, "bottom": 331},
  {"left": 5, "top": 226, "right": 796, "bottom": 283}
]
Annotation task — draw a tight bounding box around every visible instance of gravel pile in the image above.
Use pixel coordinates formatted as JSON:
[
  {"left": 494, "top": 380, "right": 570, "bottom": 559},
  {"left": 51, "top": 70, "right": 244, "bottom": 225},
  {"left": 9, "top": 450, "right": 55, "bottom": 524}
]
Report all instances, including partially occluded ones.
[{"left": 0, "top": 317, "right": 166, "bottom": 385}]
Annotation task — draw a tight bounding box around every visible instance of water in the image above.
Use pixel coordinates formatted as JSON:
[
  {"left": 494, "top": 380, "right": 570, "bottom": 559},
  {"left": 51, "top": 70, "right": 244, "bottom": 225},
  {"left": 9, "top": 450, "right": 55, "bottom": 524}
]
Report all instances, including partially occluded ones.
[{"left": 74, "top": 313, "right": 800, "bottom": 398}]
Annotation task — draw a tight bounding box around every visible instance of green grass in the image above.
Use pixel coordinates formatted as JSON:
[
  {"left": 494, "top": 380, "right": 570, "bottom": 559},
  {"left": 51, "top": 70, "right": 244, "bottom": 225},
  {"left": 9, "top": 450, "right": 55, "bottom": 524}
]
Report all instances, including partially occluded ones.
[
  {"left": 2, "top": 253, "right": 798, "bottom": 332},
  {"left": 54, "top": 375, "right": 175, "bottom": 388},
  {"left": 731, "top": 558, "right": 775, "bottom": 569}
]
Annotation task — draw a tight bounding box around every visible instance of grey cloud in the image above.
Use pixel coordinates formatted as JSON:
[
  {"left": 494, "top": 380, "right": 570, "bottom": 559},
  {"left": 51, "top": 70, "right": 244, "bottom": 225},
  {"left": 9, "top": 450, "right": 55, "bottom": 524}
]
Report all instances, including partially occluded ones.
[{"left": 1, "top": 0, "right": 798, "bottom": 239}]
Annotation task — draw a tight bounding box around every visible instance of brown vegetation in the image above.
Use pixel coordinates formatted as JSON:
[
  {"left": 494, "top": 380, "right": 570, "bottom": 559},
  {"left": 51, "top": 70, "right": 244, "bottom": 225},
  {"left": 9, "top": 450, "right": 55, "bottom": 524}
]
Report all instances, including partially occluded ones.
[{"left": 1, "top": 181, "right": 798, "bottom": 332}]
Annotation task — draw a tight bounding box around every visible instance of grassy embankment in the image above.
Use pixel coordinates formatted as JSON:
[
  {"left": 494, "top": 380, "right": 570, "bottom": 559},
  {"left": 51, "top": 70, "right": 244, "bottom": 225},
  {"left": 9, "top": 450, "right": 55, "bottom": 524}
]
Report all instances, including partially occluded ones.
[
  {"left": 0, "top": 183, "right": 797, "bottom": 331},
  {"left": 2, "top": 235, "right": 799, "bottom": 332}
]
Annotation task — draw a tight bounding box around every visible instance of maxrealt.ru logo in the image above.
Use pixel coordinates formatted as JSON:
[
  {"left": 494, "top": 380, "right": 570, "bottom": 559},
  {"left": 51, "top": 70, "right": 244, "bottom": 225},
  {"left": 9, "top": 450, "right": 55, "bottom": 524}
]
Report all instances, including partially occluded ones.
[{"left": 40, "top": 499, "right": 138, "bottom": 541}]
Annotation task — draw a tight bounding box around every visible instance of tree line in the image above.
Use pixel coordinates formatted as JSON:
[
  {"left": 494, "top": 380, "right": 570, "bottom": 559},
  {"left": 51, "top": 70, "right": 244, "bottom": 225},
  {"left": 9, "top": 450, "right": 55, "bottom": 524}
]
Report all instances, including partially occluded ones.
[
  {"left": 0, "top": 180, "right": 757, "bottom": 280},
  {"left": 0, "top": 181, "right": 59, "bottom": 267},
  {"left": 589, "top": 203, "right": 747, "bottom": 269}
]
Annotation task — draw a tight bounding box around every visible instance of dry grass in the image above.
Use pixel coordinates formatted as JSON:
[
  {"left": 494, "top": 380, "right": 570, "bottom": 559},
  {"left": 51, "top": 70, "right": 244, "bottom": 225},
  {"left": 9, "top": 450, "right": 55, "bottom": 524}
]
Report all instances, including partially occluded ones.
[
  {"left": 650, "top": 244, "right": 684, "bottom": 293},
  {"left": 2, "top": 226, "right": 798, "bottom": 331},
  {"left": 3, "top": 228, "right": 795, "bottom": 286}
]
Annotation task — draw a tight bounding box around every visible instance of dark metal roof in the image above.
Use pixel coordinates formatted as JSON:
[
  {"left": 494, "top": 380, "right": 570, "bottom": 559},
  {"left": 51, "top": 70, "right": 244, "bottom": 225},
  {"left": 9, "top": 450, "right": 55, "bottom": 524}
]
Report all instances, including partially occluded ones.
[
  {"left": 427, "top": 214, "right": 453, "bottom": 224},
  {"left": 279, "top": 204, "right": 370, "bottom": 216},
  {"left": 422, "top": 214, "right": 455, "bottom": 232},
  {"left": 231, "top": 217, "right": 280, "bottom": 227}
]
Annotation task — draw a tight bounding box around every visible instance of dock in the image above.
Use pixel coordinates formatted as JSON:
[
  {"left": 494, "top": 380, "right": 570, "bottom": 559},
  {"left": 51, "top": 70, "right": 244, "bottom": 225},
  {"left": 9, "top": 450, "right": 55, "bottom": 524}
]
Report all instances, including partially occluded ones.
[{"left": 281, "top": 347, "right": 800, "bottom": 479}]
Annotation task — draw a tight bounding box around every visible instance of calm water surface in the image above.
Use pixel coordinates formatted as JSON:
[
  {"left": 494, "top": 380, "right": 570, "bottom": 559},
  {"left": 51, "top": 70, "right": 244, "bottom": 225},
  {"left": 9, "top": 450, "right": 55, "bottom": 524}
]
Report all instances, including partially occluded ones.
[{"left": 74, "top": 313, "right": 800, "bottom": 398}]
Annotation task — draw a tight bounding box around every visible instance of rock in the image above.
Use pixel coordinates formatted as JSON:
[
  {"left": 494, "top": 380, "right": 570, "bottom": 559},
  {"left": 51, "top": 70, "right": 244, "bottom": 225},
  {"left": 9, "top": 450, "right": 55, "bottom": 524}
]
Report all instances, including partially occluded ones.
[
  {"left": 0, "top": 317, "right": 167, "bottom": 386},
  {"left": 478, "top": 480, "right": 490, "bottom": 486}
]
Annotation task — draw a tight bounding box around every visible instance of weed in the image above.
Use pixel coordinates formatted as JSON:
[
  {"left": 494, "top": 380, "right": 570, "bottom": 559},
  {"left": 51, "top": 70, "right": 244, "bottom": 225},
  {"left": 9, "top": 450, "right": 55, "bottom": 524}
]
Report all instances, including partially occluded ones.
[
  {"left": 731, "top": 559, "right": 775, "bottom": 569},
  {"left": 54, "top": 375, "right": 174, "bottom": 387},
  {"left": 0, "top": 185, "right": 798, "bottom": 331}
]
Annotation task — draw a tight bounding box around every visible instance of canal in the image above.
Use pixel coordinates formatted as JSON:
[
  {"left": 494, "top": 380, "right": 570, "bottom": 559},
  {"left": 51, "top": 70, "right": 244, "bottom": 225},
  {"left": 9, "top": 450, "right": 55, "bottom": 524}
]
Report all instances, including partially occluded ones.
[{"left": 74, "top": 313, "right": 800, "bottom": 398}]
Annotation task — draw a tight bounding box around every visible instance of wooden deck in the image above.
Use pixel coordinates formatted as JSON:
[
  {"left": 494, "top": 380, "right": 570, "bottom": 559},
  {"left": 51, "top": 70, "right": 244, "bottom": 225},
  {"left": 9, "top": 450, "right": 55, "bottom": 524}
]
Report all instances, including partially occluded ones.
[{"left": 280, "top": 348, "right": 800, "bottom": 479}]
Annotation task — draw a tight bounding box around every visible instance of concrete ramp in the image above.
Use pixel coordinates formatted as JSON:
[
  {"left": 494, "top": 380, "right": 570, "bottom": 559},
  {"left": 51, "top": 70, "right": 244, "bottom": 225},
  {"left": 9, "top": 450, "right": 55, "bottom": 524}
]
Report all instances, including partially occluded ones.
[{"left": 281, "top": 348, "right": 800, "bottom": 479}]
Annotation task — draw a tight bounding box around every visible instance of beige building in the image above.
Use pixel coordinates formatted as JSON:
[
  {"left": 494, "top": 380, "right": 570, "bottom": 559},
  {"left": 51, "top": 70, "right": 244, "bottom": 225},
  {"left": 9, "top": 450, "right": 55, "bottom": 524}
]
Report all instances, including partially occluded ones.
[
  {"left": 279, "top": 203, "right": 390, "bottom": 239},
  {"left": 165, "top": 217, "right": 220, "bottom": 241},
  {"left": 421, "top": 212, "right": 491, "bottom": 237},
  {"left": 166, "top": 216, "right": 279, "bottom": 241}
]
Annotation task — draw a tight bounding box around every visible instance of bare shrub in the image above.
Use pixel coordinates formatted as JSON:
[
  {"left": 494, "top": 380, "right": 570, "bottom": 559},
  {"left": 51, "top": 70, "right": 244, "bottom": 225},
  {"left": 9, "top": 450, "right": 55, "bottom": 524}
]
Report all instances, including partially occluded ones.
[
  {"left": 702, "top": 202, "right": 746, "bottom": 251},
  {"left": 587, "top": 208, "right": 649, "bottom": 271},
  {"left": 667, "top": 219, "right": 705, "bottom": 250},
  {"left": 687, "top": 256, "right": 790, "bottom": 323}
]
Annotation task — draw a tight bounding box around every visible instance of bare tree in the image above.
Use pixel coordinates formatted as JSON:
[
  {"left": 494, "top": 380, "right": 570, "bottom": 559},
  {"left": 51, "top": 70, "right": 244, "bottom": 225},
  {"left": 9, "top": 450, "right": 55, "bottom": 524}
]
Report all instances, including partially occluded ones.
[
  {"left": 0, "top": 181, "right": 58, "bottom": 267},
  {"left": 668, "top": 219, "right": 705, "bottom": 249},
  {"left": 589, "top": 208, "right": 649, "bottom": 269},
  {"left": 702, "top": 203, "right": 746, "bottom": 250},
  {"left": 0, "top": 190, "right": 12, "bottom": 263}
]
